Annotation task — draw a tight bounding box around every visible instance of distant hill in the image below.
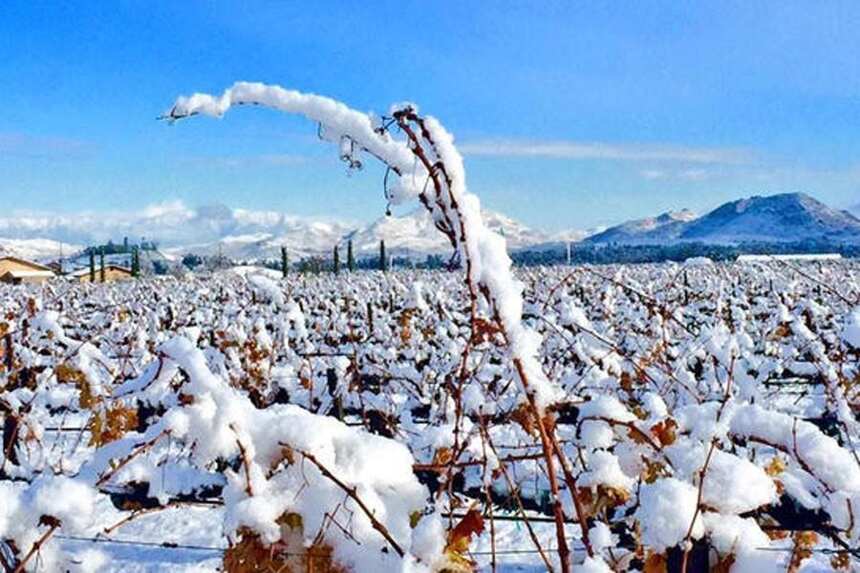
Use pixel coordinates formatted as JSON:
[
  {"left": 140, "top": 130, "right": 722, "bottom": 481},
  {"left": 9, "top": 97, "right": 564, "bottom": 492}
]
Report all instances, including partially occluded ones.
[
  {"left": 3, "top": 193, "right": 858, "bottom": 268},
  {"left": 0, "top": 238, "right": 83, "bottom": 262},
  {"left": 161, "top": 209, "right": 567, "bottom": 263},
  {"left": 160, "top": 219, "right": 354, "bottom": 262},
  {"left": 346, "top": 209, "right": 555, "bottom": 257},
  {"left": 584, "top": 193, "right": 860, "bottom": 246},
  {"left": 585, "top": 209, "right": 696, "bottom": 245}
]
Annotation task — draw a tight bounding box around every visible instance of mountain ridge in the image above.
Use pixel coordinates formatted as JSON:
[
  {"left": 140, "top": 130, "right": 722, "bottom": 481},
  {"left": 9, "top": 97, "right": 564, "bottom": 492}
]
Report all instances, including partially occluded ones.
[
  {"left": 585, "top": 193, "right": 860, "bottom": 246},
  {"left": 3, "top": 193, "right": 859, "bottom": 264}
]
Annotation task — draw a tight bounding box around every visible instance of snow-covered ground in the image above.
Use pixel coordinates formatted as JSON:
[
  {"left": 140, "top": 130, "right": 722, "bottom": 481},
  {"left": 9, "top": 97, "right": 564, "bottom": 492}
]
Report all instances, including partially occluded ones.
[{"left": 2, "top": 261, "right": 860, "bottom": 571}]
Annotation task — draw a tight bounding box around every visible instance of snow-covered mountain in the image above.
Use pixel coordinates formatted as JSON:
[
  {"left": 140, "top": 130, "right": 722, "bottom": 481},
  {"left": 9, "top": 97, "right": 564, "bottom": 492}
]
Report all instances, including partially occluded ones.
[
  {"left": 155, "top": 209, "right": 562, "bottom": 262},
  {"left": 585, "top": 209, "right": 696, "bottom": 245},
  {"left": 585, "top": 193, "right": 860, "bottom": 245},
  {"left": 345, "top": 209, "right": 554, "bottom": 257},
  {"left": 683, "top": 193, "right": 860, "bottom": 243},
  {"left": 161, "top": 219, "right": 354, "bottom": 262},
  {"left": 0, "top": 200, "right": 571, "bottom": 263},
  {"left": 0, "top": 238, "right": 83, "bottom": 261},
  {"left": 4, "top": 193, "right": 855, "bottom": 264}
]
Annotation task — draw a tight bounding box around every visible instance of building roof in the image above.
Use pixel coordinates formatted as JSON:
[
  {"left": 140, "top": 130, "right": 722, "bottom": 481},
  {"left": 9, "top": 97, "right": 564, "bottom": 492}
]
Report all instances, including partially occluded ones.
[
  {"left": 0, "top": 256, "right": 54, "bottom": 272},
  {"left": 736, "top": 253, "right": 842, "bottom": 262},
  {"left": 0, "top": 269, "right": 55, "bottom": 279},
  {"left": 69, "top": 264, "right": 133, "bottom": 277}
]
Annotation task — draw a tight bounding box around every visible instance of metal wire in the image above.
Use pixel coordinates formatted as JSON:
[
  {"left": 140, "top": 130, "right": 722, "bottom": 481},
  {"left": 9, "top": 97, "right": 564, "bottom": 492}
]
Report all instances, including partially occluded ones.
[{"left": 54, "top": 533, "right": 860, "bottom": 558}]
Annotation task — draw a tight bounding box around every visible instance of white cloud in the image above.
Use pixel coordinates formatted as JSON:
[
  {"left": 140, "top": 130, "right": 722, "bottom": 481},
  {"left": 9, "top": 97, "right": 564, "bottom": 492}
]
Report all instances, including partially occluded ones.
[
  {"left": 640, "top": 169, "right": 667, "bottom": 180},
  {"left": 141, "top": 200, "right": 194, "bottom": 220},
  {"left": 640, "top": 168, "right": 712, "bottom": 181},
  {"left": 0, "top": 201, "right": 352, "bottom": 248},
  {"left": 459, "top": 139, "right": 751, "bottom": 165}
]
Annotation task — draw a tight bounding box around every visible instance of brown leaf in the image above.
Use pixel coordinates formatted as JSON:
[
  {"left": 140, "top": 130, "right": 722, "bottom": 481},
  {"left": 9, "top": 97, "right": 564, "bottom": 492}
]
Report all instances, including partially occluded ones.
[
  {"left": 223, "top": 525, "right": 347, "bottom": 573},
  {"left": 509, "top": 402, "right": 537, "bottom": 436},
  {"left": 620, "top": 371, "right": 634, "bottom": 392},
  {"left": 764, "top": 456, "right": 786, "bottom": 476},
  {"left": 89, "top": 404, "right": 138, "bottom": 447},
  {"left": 643, "top": 551, "right": 667, "bottom": 573},
  {"left": 712, "top": 553, "right": 736, "bottom": 573},
  {"left": 432, "top": 447, "right": 453, "bottom": 467},
  {"left": 650, "top": 419, "right": 677, "bottom": 447},
  {"left": 38, "top": 515, "right": 62, "bottom": 528},
  {"left": 642, "top": 459, "right": 669, "bottom": 484},
  {"left": 446, "top": 508, "right": 485, "bottom": 556},
  {"left": 470, "top": 318, "right": 502, "bottom": 345}
]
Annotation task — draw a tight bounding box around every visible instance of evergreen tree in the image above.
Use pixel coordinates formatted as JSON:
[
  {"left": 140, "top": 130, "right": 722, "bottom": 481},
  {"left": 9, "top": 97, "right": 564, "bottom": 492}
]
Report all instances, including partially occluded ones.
[
  {"left": 333, "top": 244, "right": 340, "bottom": 274},
  {"left": 99, "top": 248, "right": 106, "bottom": 283},
  {"left": 89, "top": 250, "right": 96, "bottom": 282},
  {"left": 379, "top": 239, "right": 387, "bottom": 272},
  {"left": 347, "top": 239, "right": 355, "bottom": 272},
  {"left": 281, "top": 246, "right": 289, "bottom": 278},
  {"left": 131, "top": 247, "right": 140, "bottom": 277}
]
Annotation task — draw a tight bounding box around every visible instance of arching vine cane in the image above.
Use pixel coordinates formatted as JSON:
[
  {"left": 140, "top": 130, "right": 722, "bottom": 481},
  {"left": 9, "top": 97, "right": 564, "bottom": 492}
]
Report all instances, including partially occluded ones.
[{"left": 162, "top": 82, "right": 590, "bottom": 571}]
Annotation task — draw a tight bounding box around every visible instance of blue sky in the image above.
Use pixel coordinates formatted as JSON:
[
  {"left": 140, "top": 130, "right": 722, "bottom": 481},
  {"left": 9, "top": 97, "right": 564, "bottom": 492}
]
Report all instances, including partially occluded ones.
[{"left": 1, "top": 1, "right": 859, "bottom": 232}]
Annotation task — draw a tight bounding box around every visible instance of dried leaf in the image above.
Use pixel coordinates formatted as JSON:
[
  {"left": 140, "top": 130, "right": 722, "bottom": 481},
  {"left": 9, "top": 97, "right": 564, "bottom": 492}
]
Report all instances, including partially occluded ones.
[
  {"left": 223, "top": 525, "right": 347, "bottom": 573},
  {"left": 432, "top": 447, "right": 453, "bottom": 467},
  {"left": 89, "top": 404, "right": 138, "bottom": 447},
  {"left": 650, "top": 419, "right": 677, "bottom": 447},
  {"left": 444, "top": 508, "right": 485, "bottom": 569},
  {"left": 764, "top": 456, "right": 786, "bottom": 476},
  {"left": 643, "top": 551, "right": 667, "bottom": 573},
  {"left": 712, "top": 553, "right": 735, "bottom": 573}
]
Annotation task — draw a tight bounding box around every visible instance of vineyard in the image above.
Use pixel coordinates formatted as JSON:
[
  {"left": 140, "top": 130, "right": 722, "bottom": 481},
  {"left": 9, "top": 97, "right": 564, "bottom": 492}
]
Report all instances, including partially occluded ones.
[
  {"left": 2, "top": 260, "right": 860, "bottom": 572},
  {"left": 2, "top": 85, "right": 860, "bottom": 572}
]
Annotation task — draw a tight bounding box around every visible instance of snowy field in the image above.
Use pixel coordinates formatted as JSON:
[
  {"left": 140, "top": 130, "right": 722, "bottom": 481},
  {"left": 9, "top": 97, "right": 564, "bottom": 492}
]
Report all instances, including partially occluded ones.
[{"left": 1, "top": 260, "right": 859, "bottom": 572}]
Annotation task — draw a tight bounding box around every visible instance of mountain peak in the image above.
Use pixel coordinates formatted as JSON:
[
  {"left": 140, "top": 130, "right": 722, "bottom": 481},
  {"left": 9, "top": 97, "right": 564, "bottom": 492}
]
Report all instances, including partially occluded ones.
[
  {"left": 655, "top": 209, "right": 696, "bottom": 223},
  {"left": 586, "top": 192, "right": 860, "bottom": 246},
  {"left": 349, "top": 208, "right": 550, "bottom": 255}
]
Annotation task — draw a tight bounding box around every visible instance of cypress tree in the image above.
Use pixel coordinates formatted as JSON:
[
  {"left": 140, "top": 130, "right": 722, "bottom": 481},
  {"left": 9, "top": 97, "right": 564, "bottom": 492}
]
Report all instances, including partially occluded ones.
[
  {"left": 379, "top": 240, "right": 387, "bottom": 272},
  {"left": 89, "top": 250, "right": 96, "bottom": 282},
  {"left": 347, "top": 239, "right": 355, "bottom": 272},
  {"left": 333, "top": 244, "right": 340, "bottom": 274},
  {"left": 281, "top": 246, "right": 289, "bottom": 278},
  {"left": 131, "top": 247, "right": 140, "bottom": 277},
  {"left": 99, "top": 248, "right": 106, "bottom": 283}
]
